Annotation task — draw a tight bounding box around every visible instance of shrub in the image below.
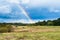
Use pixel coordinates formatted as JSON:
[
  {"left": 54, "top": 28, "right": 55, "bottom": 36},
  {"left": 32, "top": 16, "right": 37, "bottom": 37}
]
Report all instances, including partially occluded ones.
[{"left": 0, "top": 24, "right": 14, "bottom": 33}]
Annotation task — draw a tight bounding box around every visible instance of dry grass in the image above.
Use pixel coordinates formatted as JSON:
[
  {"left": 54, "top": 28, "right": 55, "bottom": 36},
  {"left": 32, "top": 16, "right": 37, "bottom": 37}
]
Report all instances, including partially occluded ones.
[
  {"left": 13, "top": 26, "right": 60, "bottom": 32},
  {"left": 0, "top": 26, "right": 60, "bottom": 40}
]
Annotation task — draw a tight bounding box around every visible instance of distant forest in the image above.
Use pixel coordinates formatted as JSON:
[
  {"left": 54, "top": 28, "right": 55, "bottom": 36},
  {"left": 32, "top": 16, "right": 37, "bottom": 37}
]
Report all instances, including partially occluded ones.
[
  {"left": 0, "top": 18, "right": 60, "bottom": 26},
  {"left": 35, "top": 18, "right": 60, "bottom": 26}
]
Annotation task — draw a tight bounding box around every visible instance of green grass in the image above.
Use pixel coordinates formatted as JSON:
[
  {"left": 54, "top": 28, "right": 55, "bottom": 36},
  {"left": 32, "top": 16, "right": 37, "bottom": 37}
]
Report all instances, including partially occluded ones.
[{"left": 0, "top": 26, "right": 60, "bottom": 40}]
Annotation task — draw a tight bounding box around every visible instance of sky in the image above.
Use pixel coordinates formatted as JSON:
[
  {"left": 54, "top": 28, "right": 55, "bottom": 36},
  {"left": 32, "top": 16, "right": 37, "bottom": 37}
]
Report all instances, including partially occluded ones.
[{"left": 0, "top": 0, "right": 60, "bottom": 23}]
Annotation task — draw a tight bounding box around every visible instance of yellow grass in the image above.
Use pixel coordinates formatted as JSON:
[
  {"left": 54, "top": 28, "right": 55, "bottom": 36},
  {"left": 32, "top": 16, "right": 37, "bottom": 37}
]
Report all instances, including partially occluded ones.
[{"left": 0, "top": 26, "right": 60, "bottom": 40}]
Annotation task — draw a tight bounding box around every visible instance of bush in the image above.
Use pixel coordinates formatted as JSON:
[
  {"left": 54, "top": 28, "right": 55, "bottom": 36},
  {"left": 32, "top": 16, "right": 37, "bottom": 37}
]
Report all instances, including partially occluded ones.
[{"left": 0, "top": 24, "right": 14, "bottom": 33}]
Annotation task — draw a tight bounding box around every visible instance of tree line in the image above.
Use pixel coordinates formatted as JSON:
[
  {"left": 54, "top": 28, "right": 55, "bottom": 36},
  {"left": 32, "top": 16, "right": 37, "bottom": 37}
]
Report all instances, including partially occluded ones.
[{"left": 35, "top": 18, "right": 60, "bottom": 26}]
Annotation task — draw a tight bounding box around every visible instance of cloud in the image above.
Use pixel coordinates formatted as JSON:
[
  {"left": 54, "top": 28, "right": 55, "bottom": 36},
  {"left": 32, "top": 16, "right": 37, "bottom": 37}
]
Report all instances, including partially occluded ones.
[
  {"left": 0, "top": 19, "right": 35, "bottom": 23},
  {"left": 49, "top": 8, "right": 60, "bottom": 13},
  {"left": 21, "top": 0, "right": 30, "bottom": 4},
  {"left": 0, "top": 5, "right": 11, "bottom": 13},
  {"left": 25, "top": 0, "right": 60, "bottom": 8},
  {"left": 6, "top": 0, "right": 20, "bottom": 4}
]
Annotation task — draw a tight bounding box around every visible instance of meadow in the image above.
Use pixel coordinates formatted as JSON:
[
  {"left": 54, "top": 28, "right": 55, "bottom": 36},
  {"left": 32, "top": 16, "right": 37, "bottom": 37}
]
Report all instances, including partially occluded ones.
[{"left": 0, "top": 26, "right": 60, "bottom": 40}]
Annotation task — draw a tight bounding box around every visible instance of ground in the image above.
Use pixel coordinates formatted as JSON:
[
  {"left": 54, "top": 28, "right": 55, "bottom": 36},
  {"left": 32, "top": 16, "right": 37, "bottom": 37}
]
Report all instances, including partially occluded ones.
[{"left": 0, "top": 26, "right": 60, "bottom": 40}]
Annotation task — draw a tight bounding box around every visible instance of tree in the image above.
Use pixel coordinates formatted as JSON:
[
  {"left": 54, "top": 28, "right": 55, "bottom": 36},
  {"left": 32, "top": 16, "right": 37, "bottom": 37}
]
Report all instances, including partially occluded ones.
[{"left": 47, "top": 20, "right": 53, "bottom": 26}]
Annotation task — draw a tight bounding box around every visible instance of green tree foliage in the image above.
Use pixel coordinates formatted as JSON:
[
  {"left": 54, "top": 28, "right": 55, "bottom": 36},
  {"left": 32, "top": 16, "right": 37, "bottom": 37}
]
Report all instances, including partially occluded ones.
[
  {"left": 34, "top": 18, "right": 60, "bottom": 26},
  {"left": 47, "top": 20, "right": 53, "bottom": 26}
]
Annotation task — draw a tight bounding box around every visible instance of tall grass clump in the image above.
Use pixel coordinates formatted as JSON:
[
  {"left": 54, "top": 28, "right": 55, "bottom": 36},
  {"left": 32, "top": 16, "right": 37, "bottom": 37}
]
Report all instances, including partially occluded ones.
[{"left": 0, "top": 24, "right": 14, "bottom": 33}]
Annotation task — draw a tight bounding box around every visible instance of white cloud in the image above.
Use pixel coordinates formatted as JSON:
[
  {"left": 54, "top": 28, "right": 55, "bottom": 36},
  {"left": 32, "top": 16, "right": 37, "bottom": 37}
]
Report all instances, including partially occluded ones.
[
  {"left": 49, "top": 8, "right": 60, "bottom": 13},
  {"left": 0, "top": 19, "right": 35, "bottom": 23},
  {"left": 1, "top": 0, "right": 60, "bottom": 8},
  {"left": 21, "top": 0, "right": 30, "bottom": 4},
  {"left": 0, "top": 5, "right": 11, "bottom": 13},
  {"left": 6, "top": 0, "right": 20, "bottom": 4},
  {"left": 23, "top": 0, "right": 60, "bottom": 13},
  {"left": 24, "top": 0, "right": 60, "bottom": 8},
  {"left": 50, "top": 9, "right": 60, "bottom": 13}
]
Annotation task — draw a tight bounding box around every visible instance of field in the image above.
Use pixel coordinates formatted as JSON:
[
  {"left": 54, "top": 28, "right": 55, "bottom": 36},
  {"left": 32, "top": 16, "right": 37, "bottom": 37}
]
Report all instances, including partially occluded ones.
[{"left": 0, "top": 26, "right": 60, "bottom": 40}]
